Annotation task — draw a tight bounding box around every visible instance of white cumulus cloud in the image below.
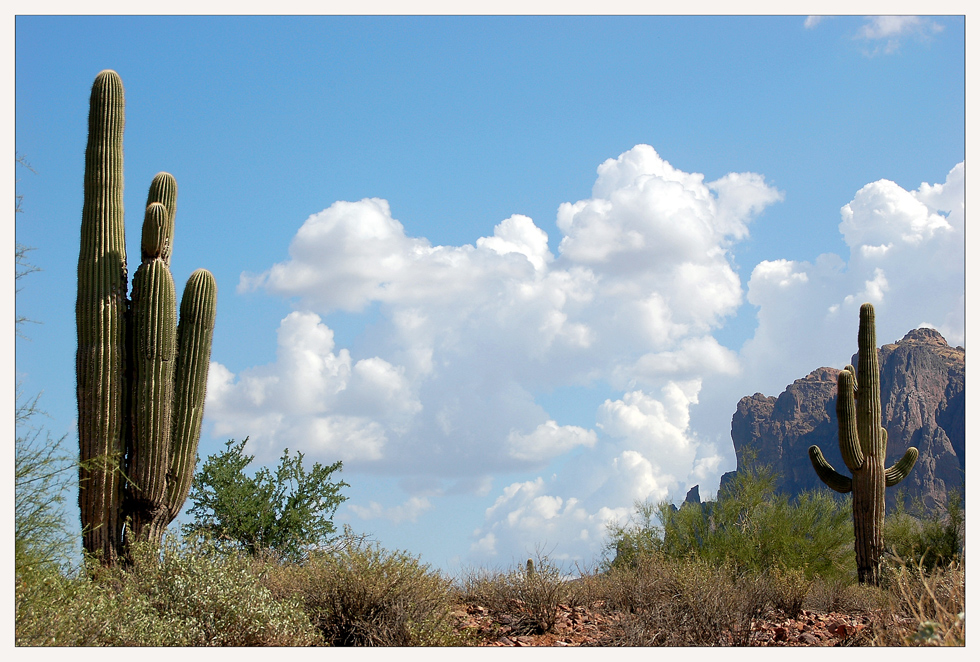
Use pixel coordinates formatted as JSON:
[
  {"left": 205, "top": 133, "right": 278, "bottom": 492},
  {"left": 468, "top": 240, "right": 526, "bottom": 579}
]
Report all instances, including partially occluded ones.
[
  {"left": 204, "top": 144, "right": 960, "bottom": 567},
  {"left": 733, "top": 162, "right": 963, "bottom": 412}
]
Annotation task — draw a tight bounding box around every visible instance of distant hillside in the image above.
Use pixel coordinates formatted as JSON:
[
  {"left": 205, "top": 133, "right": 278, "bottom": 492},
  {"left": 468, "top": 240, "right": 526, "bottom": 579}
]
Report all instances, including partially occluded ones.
[{"left": 710, "top": 328, "right": 964, "bottom": 510}]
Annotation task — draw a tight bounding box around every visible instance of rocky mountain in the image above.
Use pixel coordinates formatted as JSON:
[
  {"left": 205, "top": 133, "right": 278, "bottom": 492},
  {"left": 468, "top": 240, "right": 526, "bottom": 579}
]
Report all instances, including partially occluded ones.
[{"left": 722, "top": 328, "right": 964, "bottom": 510}]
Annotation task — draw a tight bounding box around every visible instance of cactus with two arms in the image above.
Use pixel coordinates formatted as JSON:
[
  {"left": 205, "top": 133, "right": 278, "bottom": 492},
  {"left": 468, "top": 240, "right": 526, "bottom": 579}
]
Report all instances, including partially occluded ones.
[{"left": 808, "top": 303, "right": 918, "bottom": 584}]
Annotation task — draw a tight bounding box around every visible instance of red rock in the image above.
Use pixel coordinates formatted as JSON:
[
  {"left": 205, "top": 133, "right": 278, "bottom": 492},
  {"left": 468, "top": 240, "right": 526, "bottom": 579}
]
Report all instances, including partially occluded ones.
[{"left": 797, "top": 633, "right": 820, "bottom": 646}]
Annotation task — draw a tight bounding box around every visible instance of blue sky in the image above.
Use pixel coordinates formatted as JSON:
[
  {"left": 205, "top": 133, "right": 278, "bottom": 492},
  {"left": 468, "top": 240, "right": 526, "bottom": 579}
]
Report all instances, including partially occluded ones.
[{"left": 12, "top": 13, "right": 966, "bottom": 573}]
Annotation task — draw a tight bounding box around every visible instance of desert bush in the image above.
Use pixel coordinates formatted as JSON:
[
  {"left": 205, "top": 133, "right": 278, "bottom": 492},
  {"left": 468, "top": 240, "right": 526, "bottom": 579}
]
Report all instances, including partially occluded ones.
[
  {"left": 763, "top": 566, "right": 812, "bottom": 617},
  {"left": 184, "top": 437, "right": 348, "bottom": 562},
  {"left": 264, "top": 535, "right": 464, "bottom": 646},
  {"left": 457, "top": 555, "right": 569, "bottom": 634},
  {"left": 15, "top": 392, "right": 75, "bottom": 579},
  {"left": 595, "top": 554, "right": 769, "bottom": 646},
  {"left": 884, "top": 488, "right": 964, "bottom": 572},
  {"left": 16, "top": 536, "right": 318, "bottom": 646},
  {"left": 607, "top": 457, "right": 853, "bottom": 580},
  {"left": 511, "top": 556, "right": 569, "bottom": 633},
  {"left": 805, "top": 574, "right": 881, "bottom": 614}
]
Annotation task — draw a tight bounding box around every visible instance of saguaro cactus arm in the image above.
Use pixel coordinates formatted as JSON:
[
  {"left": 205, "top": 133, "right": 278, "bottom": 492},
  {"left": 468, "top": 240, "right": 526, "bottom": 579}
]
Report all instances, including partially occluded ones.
[
  {"left": 885, "top": 445, "right": 919, "bottom": 487},
  {"left": 808, "top": 445, "right": 853, "bottom": 494},
  {"left": 145, "top": 172, "right": 177, "bottom": 265},
  {"left": 127, "top": 202, "right": 178, "bottom": 539},
  {"left": 166, "top": 268, "right": 218, "bottom": 523},
  {"left": 835, "top": 366, "right": 864, "bottom": 472}
]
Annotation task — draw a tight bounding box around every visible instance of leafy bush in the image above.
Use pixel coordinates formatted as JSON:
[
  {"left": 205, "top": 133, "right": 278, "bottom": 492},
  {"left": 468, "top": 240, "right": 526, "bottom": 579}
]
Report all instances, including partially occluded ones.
[
  {"left": 16, "top": 536, "right": 319, "bottom": 646},
  {"left": 15, "top": 391, "right": 74, "bottom": 580},
  {"left": 263, "top": 534, "right": 465, "bottom": 646},
  {"left": 607, "top": 457, "right": 854, "bottom": 580},
  {"left": 884, "top": 489, "right": 964, "bottom": 572},
  {"left": 184, "top": 437, "right": 348, "bottom": 561}
]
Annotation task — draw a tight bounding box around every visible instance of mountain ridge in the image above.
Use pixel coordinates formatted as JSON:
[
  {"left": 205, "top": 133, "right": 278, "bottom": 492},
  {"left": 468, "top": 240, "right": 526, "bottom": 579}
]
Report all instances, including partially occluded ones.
[{"left": 700, "top": 327, "right": 964, "bottom": 510}]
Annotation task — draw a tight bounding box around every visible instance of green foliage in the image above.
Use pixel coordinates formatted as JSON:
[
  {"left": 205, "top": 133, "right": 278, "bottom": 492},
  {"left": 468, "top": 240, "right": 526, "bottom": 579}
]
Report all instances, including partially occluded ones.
[
  {"left": 16, "top": 536, "right": 318, "bottom": 646},
  {"left": 607, "top": 458, "right": 854, "bottom": 580},
  {"left": 184, "top": 438, "right": 348, "bottom": 561},
  {"left": 15, "top": 392, "right": 76, "bottom": 584},
  {"left": 883, "top": 488, "right": 964, "bottom": 572},
  {"left": 15, "top": 172, "right": 77, "bottom": 582},
  {"left": 263, "top": 533, "right": 465, "bottom": 646}
]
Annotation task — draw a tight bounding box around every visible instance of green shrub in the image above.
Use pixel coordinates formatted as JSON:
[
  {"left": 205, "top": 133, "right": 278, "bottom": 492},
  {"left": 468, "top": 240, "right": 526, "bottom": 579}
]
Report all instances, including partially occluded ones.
[
  {"left": 16, "top": 536, "right": 319, "bottom": 646},
  {"left": 263, "top": 535, "right": 465, "bottom": 646},
  {"left": 884, "top": 488, "right": 964, "bottom": 572},
  {"left": 15, "top": 391, "right": 75, "bottom": 581},
  {"left": 607, "top": 457, "right": 854, "bottom": 580},
  {"left": 184, "top": 437, "right": 348, "bottom": 561}
]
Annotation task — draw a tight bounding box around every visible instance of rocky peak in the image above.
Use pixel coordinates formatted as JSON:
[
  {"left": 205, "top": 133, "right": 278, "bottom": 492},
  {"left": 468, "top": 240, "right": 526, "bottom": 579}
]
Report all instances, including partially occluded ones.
[
  {"left": 729, "top": 328, "right": 964, "bottom": 510},
  {"left": 897, "top": 326, "right": 951, "bottom": 346}
]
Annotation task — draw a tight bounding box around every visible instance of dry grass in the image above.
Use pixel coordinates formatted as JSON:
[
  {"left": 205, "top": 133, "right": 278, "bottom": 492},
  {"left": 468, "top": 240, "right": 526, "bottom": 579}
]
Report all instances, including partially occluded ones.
[
  {"left": 456, "top": 555, "right": 569, "bottom": 634},
  {"left": 16, "top": 536, "right": 965, "bottom": 646},
  {"left": 865, "top": 559, "right": 965, "bottom": 646},
  {"left": 571, "top": 553, "right": 771, "bottom": 646},
  {"left": 261, "top": 539, "right": 466, "bottom": 646}
]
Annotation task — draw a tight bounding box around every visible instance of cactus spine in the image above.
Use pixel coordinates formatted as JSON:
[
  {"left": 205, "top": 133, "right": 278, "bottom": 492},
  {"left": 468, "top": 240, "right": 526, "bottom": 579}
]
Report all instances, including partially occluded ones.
[
  {"left": 76, "top": 70, "right": 217, "bottom": 562},
  {"left": 808, "top": 303, "right": 918, "bottom": 584}
]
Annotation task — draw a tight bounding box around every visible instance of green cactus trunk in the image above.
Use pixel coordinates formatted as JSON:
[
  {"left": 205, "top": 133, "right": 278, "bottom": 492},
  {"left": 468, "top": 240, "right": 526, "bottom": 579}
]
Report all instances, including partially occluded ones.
[
  {"left": 808, "top": 303, "right": 918, "bottom": 584},
  {"left": 126, "top": 202, "right": 178, "bottom": 545},
  {"left": 76, "top": 69, "right": 127, "bottom": 563},
  {"left": 75, "top": 70, "right": 217, "bottom": 562}
]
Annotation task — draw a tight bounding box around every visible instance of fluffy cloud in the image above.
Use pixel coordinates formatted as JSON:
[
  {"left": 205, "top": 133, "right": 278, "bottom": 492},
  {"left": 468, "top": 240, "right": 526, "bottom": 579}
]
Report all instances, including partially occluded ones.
[
  {"left": 214, "top": 145, "right": 779, "bottom": 472},
  {"left": 205, "top": 144, "right": 962, "bottom": 567},
  {"left": 348, "top": 496, "right": 434, "bottom": 524},
  {"left": 855, "top": 16, "right": 945, "bottom": 55},
  {"left": 858, "top": 16, "right": 944, "bottom": 41},
  {"left": 206, "top": 311, "right": 417, "bottom": 464},
  {"left": 735, "top": 162, "right": 963, "bottom": 406},
  {"left": 506, "top": 421, "right": 597, "bottom": 463}
]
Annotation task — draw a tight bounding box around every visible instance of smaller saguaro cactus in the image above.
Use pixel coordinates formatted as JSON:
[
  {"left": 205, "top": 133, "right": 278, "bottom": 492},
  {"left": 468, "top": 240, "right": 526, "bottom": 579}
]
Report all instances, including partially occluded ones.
[{"left": 808, "top": 303, "right": 918, "bottom": 584}]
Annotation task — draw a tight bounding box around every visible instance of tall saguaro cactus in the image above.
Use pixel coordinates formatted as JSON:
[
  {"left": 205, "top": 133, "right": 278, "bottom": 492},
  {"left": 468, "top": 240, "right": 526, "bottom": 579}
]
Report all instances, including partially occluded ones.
[
  {"left": 76, "top": 69, "right": 127, "bottom": 562},
  {"left": 76, "top": 70, "right": 217, "bottom": 563},
  {"left": 808, "top": 303, "right": 918, "bottom": 584}
]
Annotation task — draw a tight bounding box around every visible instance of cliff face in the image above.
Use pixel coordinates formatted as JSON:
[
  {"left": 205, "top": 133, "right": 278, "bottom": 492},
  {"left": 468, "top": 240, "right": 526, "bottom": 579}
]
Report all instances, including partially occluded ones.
[{"left": 728, "top": 328, "right": 964, "bottom": 509}]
